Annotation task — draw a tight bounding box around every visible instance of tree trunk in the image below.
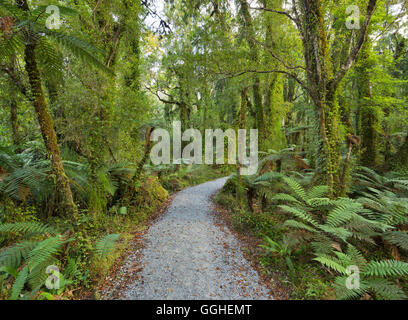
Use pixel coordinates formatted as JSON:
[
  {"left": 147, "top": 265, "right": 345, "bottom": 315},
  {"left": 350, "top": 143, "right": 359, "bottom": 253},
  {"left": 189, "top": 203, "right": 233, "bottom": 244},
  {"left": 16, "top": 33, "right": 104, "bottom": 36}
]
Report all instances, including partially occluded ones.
[
  {"left": 24, "top": 42, "right": 77, "bottom": 217},
  {"left": 239, "top": 0, "right": 266, "bottom": 151},
  {"left": 395, "top": 136, "right": 408, "bottom": 167},
  {"left": 236, "top": 88, "right": 248, "bottom": 206},
  {"left": 10, "top": 98, "right": 20, "bottom": 145},
  {"left": 357, "top": 42, "right": 378, "bottom": 167},
  {"left": 299, "top": 0, "right": 377, "bottom": 195}
]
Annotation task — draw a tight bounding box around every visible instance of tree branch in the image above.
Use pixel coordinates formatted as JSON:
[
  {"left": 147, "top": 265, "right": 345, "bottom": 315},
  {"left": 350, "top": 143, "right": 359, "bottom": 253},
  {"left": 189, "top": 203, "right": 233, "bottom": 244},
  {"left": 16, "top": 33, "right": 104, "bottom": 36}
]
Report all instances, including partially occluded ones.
[
  {"left": 251, "top": 37, "right": 306, "bottom": 71},
  {"left": 249, "top": 6, "right": 296, "bottom": 24},
  {"left": 329, "top": 0, "right": 377, "bottom": 91},
  {"left": 217, "top": 69, "right": 313, "bottom": 99},
  {"left": 145, "top": 85, "right": 181, "bottom": 105}
]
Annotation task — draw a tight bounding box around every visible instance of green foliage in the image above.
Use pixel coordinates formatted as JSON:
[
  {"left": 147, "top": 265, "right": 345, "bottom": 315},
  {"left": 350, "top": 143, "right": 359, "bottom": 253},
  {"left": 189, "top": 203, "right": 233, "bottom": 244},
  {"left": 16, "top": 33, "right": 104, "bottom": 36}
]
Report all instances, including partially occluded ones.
[
  {"left": 315, "top": 245, "right": 408, "bottom": 300},
  {"left": 0, "top": 219, "right": 123, "bottom": 299},
  {"left": 94, "top": 234, "right": 120, "bottom": 259},
  {"left": 260, "top": 235, "right": 296, "bottom": 273}
]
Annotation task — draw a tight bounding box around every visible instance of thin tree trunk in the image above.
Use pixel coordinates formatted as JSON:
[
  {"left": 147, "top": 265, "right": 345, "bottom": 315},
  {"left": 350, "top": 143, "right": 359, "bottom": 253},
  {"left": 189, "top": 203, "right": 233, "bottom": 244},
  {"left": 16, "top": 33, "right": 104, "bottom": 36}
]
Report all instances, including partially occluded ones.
[
  {"left": 357, "top": 42, "right": 378, "bottom": 167},
  {"left": 236, "top": 88, "right": 248, "bottom": 207},
  {"left": 239, "top": 0, "right": 266, "bottom": 151},
  {"left": 10, "top": 98, "right": 20, "bottom": 145},
  {"left": 24, "top": 42, "right": 77, "bottom": 217}
]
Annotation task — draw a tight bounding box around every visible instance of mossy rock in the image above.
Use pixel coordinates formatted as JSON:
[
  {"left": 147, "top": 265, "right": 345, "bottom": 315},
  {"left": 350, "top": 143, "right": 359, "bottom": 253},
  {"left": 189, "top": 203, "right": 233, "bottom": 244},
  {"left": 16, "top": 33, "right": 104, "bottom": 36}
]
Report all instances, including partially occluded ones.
[{"left": 131, "top": 176, "right": 169, "bottom": 213}]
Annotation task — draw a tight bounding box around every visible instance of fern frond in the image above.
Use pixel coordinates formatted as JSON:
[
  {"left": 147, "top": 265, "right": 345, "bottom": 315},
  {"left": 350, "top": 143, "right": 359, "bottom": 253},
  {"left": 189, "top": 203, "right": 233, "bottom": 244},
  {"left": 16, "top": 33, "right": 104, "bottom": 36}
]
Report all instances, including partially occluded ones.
[
  {"left": 279, "top": 205, "right": 319, "bottom": 227},
  {"left": 0, "top": 222, "right": 57, "bottom": 237},
  {"left": 42, "top": 29, "right": 114, "bottom": 75},
  {"left": 383, "top": 231, "right": 408, "bottom": 250},
  {"left": 308, "top": 185, "right": 330, "bottom": 199},
  {"left": 282, "top": 177, "right": 307, "bottom": 202},
  {"left": 94, "top": 234, "right": 120, "bottom": 259},
  {"left": 272, "top": 193, "right": 301, "bottom": 204},
  {"left": 0, "top": 241, "right": 38, "bottom": 269},
  {"left": 311, "top": 236, "right": 337, "bottom": 255},
  {"left": 254, "top": 172, "right": 283, "bottom": 183},
  {"left": 346, "top": 245, "right": 367, "bottom": 268},
  {"left": 368, "top": 278, "right": 407, "bottom": 300},
  {"left": 333, "top": 276, "right": 369, "bottom": 300},
  {"left": 10, "top": 266, "right": 28, "bottom": 300},
  {"left": 283, "top": 220, "right": 317, "bottom": 233},
  {"left": 326, "top": 202, "right": 362, "bottom": 228},
  {"left": 314, "top": 255, "right": 347, "bottom": 275},
  {"left": 318, "top": 225, "right": 352, "bottom": 242},
  {"left": 364, "top": 260, "right": 408, "bottom": 277},
  {"left": 26, "top": 236, "right": 66, "bottom": 271}
]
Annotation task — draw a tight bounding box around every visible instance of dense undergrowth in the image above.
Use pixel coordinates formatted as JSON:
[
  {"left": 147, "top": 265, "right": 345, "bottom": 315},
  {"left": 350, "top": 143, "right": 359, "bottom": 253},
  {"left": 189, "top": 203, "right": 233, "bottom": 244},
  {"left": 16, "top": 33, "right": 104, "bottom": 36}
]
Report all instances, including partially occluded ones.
[
  {"left": 0, "top": 142, "right": 229, "bottom": 300},
  {"left": 216, "top": 155, "right": 408, "bottom": 300}
]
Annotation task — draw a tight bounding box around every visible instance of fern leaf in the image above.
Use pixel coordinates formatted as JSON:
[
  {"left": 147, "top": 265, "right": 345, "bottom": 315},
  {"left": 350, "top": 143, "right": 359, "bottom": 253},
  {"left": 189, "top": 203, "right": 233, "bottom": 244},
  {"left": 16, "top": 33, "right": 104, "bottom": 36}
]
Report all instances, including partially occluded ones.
[
  {"left": 283, "top": 220, "right": 317, "bottom": 233},
  {"left": 326, "top": 202, "right": 362, "bottom": 228},
  {"left": 0, "top": 222, "right": 57, "bottom": 237},
  {"left": 368, "top": 278, "right": 407, "bottom": 300},
  {"left": 10, "top": 266, "right": 28, "bottom": 300},
  {"left": 282, "top": 177, "right": 307, "bottom": 202},
  {"left": 364, "top": 260, "right": 408, "bottom": 277},
  {"left": 314, "top": 255, "right": 347, "bottom": 275},
  {"left": 0, "top": 241, "right": 38, "bottom": 269},
  {"left": 308, "top": 185, "right": 330, "bottom": 199},
  {"left": 279, "top": 205, "right": 319, "bottom": 227},
  {"left": 383, "top": 231, "right": 408, "bottom": 250},
  {"left": 272, "top": 193, "right": 301, "bottom": 204},
  {"left": 26, "top": 237, "right": 66, "bottom": 272},
  {"left": 95, "top": 234, "right": 120, "bottom": 259}
]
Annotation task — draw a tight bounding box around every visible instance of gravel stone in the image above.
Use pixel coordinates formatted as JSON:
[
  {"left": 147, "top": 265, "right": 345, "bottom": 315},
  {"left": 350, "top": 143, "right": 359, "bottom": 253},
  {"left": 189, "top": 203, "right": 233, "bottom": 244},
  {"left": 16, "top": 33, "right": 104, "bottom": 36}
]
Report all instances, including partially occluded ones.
[{"left": 121, "top": 177, "right": 272, "bottom": 300}]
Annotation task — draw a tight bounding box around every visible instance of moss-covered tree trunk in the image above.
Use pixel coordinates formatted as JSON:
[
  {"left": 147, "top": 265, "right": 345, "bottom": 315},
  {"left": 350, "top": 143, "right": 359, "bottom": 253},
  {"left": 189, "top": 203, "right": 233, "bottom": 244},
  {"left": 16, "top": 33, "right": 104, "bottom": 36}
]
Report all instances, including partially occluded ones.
[
  {"left": 356, "top": 42, "right": 378, "bottom": 167},
  {"left": 239, "top": 0, "right": 266, "bottom": 151},
  {"left": 262, "top": 0, "right": 286, "bottom": 150},
  {"left": 298, "top": 0, "right": 376, "bottom": 196},
  {"left": 24, "top": 42, "right": 77, "bottom": 217},
  {"left": 236, "top": 88, "right": 248, "bottom": 207},
  {"left": 299, "top": 0, "right": 341, "bottom": 193}
]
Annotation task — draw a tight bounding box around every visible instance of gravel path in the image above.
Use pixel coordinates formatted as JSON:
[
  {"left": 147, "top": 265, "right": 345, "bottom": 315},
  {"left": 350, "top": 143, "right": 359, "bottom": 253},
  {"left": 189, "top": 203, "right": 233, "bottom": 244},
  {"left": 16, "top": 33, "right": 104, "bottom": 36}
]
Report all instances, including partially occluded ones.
[{"left": 115, "top": 177, "right": 272, "bottom": 300}]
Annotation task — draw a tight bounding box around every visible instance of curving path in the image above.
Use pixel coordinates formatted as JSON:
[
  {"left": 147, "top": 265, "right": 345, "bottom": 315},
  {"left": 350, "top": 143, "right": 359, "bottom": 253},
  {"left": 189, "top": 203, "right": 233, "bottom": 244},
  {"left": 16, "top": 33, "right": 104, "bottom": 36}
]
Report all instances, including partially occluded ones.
[{"left": 109, "top": 177, "right": 272, "bottom": 300}]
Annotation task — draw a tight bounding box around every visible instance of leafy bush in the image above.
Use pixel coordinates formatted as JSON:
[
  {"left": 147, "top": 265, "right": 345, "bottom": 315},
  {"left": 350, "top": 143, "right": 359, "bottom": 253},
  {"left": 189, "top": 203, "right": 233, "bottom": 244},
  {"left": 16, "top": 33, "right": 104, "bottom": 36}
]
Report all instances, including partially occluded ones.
[
  {"left": 316, "top": 245, "right": 408, "bottom": 300},
  {"left": 0, "top": 221, "right": 119, "bottom": 300}
]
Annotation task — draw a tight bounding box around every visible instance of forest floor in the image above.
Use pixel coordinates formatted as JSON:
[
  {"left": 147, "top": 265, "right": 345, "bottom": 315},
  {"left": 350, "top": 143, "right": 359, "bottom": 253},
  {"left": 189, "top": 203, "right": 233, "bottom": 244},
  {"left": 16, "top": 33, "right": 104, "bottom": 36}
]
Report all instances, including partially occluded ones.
[{"left": 99, "top": 177, "right": 273, "bottom": 300}]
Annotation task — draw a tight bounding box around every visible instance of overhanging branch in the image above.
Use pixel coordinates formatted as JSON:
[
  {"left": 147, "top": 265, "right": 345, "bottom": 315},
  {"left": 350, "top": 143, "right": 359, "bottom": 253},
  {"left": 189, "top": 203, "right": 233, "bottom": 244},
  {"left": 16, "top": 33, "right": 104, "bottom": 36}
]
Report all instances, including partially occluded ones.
[{"left": 329, "top": 0, "right": 377, "bottom": 91}]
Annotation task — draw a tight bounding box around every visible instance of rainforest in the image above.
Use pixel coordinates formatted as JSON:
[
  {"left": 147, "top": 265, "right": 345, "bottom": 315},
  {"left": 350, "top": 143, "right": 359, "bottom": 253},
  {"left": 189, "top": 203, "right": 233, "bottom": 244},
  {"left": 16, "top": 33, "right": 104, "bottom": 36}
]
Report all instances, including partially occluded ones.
[{"left": 1, "top": 0, "right": 408, "bottom": 303}]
